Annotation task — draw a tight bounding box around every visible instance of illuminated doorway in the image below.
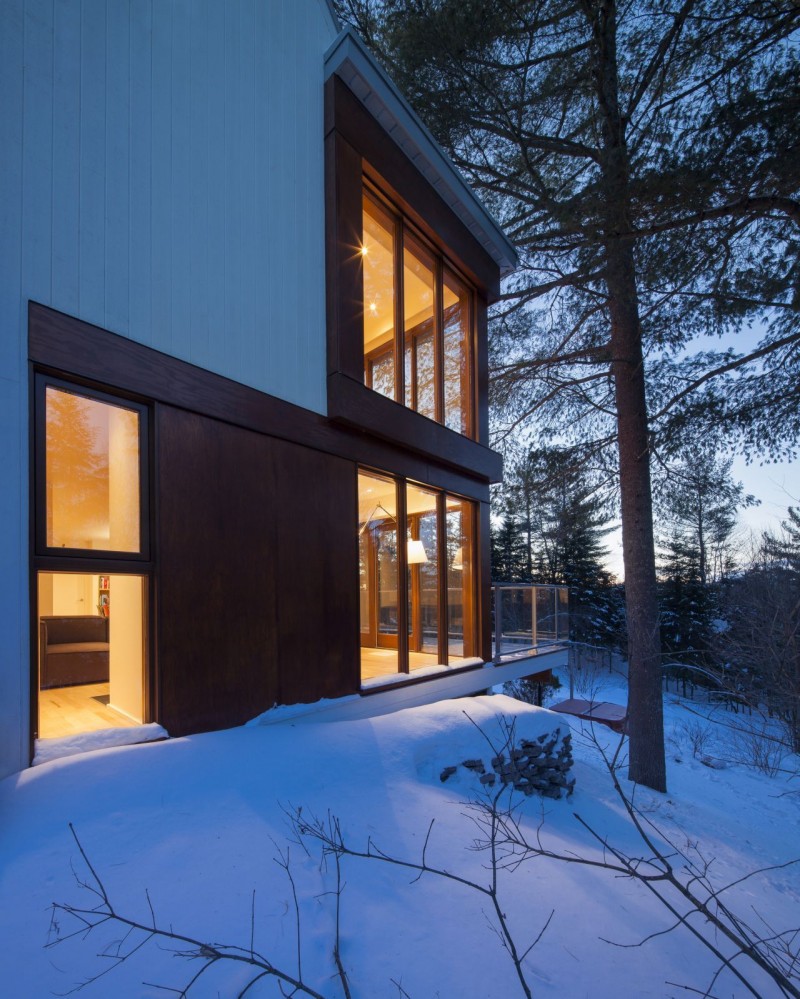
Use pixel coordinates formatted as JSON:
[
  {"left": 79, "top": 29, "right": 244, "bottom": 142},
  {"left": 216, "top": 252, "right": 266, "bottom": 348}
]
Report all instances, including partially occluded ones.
[{"left": 37, "top": 572, "right": 146, "bottom": 739}]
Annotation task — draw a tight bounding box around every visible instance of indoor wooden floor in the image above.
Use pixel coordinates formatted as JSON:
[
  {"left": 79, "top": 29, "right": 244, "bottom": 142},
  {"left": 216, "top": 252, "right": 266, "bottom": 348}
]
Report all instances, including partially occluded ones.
[
  {"left": 39, "top": 682, "right": 138, "bottom": 739},
  {"left": 360, "top": 647, "right": 467, "bottom": 680}
]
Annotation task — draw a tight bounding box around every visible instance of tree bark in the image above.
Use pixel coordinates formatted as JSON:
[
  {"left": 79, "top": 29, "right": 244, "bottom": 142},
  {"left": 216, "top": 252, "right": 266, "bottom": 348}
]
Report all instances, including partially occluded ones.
[
  {"left": 587, "top": 0, "right": 667, "bottom": 791},
  {"left": 607, "top": 246, "right": 666, "bottom": 791}
]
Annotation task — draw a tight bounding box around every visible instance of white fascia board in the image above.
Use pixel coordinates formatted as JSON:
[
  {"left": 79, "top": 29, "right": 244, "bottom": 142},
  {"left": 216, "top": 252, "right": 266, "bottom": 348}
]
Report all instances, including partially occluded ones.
[{"left": 324, "top": 29, "right": 518, "bottom": 278}]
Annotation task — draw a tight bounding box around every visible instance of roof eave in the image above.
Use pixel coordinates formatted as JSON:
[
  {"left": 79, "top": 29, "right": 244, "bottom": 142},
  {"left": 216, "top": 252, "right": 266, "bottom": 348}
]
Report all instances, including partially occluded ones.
[{"left": 324, "top": 29, "right": 518, "bottom": 279}]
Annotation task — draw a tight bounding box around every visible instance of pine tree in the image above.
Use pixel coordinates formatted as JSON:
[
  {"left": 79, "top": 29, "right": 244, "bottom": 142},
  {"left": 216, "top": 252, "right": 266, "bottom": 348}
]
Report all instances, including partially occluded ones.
[
  {"left": 490, "top": 515, "right": 528, "bottom": 583},
  {"left": 655, "top": 447, "right": 755, "bottom": 667},
  {"left": 501, "top": 448, "right": 622, "bottom": 650},
  {"left": 716, "top": 510, "right": 800, "bottom": 751}
]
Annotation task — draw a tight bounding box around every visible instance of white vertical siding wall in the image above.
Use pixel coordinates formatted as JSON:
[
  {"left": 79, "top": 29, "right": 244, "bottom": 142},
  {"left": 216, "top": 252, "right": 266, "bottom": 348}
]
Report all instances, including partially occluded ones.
[{"left": 0, "top": 0, "right": 338, "bottom": 777}]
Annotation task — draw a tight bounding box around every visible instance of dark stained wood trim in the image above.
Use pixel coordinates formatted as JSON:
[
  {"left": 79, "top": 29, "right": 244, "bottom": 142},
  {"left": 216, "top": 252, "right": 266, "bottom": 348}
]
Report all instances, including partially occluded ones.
[
  {"left": 329, "top": 77, "right": 500, "bottom": 299},
  {"left": 28, "top": 302, "right": 494, "bottom": 500},
  {"left": 396, "top": 479, "right": 409, "bottom": 673},
  {"left": 436, "top": 491, "right": 447, "bottom": 665},
  {"left": 479, "top": 500, "right": 493, "bottom": 662},
  {"left": 328, "top": 372, "right": 502, "bottom": 482},
  {"left": 27, "top": 363, "right": 38, "bottom": 753},
  {"left": 325, "top": 128, "right": 363, "bottom": 381},
  {"left": 476, "top": 292, "right": 490, "bottom": 447}
]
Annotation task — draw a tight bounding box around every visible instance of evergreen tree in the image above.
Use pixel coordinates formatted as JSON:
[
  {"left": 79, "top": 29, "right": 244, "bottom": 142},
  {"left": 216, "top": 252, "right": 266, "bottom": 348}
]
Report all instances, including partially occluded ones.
[
  {"left": 658, "top": 531, "right": 716, "bottom": 668},
  {"left": 501, "top": 447, "right": 622, "bottom": 649},
  {"left": 655, "top": 446, "right": 755, "bottom": 666},
  {"left": 490, "top": 514, "right": 529, "bottom": 583},
  {"left": 716, "top": 509, "right": 800, "bottom": 751}
]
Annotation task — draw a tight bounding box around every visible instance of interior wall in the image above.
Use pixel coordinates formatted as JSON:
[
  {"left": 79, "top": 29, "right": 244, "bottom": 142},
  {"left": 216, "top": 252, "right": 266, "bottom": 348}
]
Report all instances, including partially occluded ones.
[
  {"left": 37, "top": 573, "right": 53, "bottom": 617},
  {"left": 108, "top": 574, "right": 144, "bottom": 722},
  {"left": 51, "top": 573, "right": 95, "bottom": 616}
]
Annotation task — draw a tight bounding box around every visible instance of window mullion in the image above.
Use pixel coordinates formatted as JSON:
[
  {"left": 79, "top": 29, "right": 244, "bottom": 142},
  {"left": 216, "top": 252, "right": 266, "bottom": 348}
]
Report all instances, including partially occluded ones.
[
  {"left": 394, "top": 217, "right": 405, "bottom": 406},
  {"left": 436, "top": 491, "right": 448, "bottom": 665},
  {"left": 397, "top": 479, "right": 409, "bottom": 673},
  {"left": 434, "top": 255, "right": 444, "bottom": 425}
]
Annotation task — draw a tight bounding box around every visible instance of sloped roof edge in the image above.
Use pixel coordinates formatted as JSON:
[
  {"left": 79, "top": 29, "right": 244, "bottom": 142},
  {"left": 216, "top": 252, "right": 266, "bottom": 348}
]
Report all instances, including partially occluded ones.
[{"left": 324, "top": 29, "right": 518, "bottom": 278}]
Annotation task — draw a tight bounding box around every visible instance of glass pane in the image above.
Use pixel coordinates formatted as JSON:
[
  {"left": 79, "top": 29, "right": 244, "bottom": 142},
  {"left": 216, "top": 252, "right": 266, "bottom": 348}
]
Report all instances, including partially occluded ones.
[
  {"left": 406, "top": 482, "right": 439, "bottom": 667},
  {"left": 403, "top": 238, "right": 436, "bottom": 419},
  {"left": 362, "top": 195, "right": 396, "bottom": 400},
  {"left": 443, "top": 270, "right": 471, "bottom": 436},
  {"left": 536, "top": 586, "right": 557, "bottom": 642},
  {"left": 446, "top": 496, "right": 476, "bottom": 660},
  {"left": 414, "top": 333, "right": 436, "bottom": 421},
  {"left": 358, "top": 470, "right": 399, "bottom": 679},
  {"left": 369, "top": 351, "right": 394, "bottom": 399},
  {"left": 377, "top": 525, "right": 398, "bottom": 637},
  {"left": 45, "top": 387, "right": 141, "bottom": 552}
]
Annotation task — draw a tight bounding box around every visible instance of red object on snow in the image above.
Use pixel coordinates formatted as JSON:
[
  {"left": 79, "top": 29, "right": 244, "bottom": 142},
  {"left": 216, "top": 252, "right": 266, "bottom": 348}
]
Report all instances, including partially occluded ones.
[{"left": 550, "top": 698, "right": 628, "bottom": 734}]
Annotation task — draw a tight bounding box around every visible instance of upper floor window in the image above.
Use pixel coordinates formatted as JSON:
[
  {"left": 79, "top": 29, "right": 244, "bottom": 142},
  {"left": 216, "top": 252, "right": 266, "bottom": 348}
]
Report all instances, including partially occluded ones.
[
  {"left": 361, "top": 186, "right": 475, "bottom": 438},
  {"left": 36, "top": 378, "right": 149, "bottom": 558}
]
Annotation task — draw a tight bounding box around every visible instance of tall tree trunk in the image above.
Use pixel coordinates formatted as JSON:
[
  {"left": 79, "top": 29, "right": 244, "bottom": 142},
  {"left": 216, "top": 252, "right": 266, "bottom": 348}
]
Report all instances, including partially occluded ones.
[
  {"left": 588, "top": 0, "right": 666, "bottom": 790},
  {"left": 607, "top": 246, "right": 666, "bottom": 791},
  {"left": 697, "top": 500, "right": 707, "bottom": 586}
]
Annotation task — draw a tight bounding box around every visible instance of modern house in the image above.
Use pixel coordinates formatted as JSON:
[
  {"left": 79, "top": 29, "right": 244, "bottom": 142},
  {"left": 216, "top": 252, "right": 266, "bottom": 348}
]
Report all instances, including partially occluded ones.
[{"left": 0, "top": 0, "right": 567, "bottom": 780}]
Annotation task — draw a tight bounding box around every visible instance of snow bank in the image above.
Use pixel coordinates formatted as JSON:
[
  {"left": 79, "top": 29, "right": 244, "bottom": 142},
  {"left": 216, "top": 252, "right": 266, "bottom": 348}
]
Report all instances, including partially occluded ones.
[{"left": 32, "top": 723, "right": 169, "bottom": 766}]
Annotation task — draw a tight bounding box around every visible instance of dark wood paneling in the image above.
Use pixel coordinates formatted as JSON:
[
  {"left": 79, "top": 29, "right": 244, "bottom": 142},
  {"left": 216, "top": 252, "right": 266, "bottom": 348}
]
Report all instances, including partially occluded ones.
[
  {"left": 326, "top": 127, "right": 364, "bottom": 381},
  {"left": 29, "top": 302, "right": 493, "bottom": 499},
  {"left": 476, "top": 293, "right": 490, "bottom": 447},
  {"left": 328, "top": 373, "right": 502, "bottom": 482},
  {"left": 156, "top": 405, "right": 359, "bottom": 735},
  {"left": 272, "top": 440, "right": 359, "bottom": 704},
  {"left": 156, "top": 405, "right": 280, "bottom": 735},
  {"left": 330, "top": 77, "right": 500, "bottom": 299}
]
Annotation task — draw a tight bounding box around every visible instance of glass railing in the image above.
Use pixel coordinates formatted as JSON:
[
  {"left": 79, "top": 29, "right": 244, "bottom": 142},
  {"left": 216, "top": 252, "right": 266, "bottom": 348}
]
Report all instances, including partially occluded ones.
[{"left": 491, "top": 584, "right": 569, "bottom": 661}]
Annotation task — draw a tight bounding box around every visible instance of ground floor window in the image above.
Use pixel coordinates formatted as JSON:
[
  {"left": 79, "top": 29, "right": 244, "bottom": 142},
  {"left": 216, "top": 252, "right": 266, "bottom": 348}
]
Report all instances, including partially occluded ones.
[
  {"left": 358, "top": 469, "right": 477, "bottom": 682},
  {"left": 36, "top": 571, "right": 146, "bottom": 739}
]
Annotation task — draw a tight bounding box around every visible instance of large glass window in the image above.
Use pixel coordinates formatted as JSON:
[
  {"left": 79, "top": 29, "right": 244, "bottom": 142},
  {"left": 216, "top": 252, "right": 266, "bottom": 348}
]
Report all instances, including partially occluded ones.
[
  {"left": 358, "top": 470, "right": 400, "bottom": 676},
  {"left": 44, "top": 385, "right": 144, "bottom": 554},
  {"left": 407, "top": 482, "right": 439, "bottom": 659},
  {"left": 362, "top": 197, "right": 397, "bottom": 401},
  {"left": 358, "top": 469, "right": 477, "bottom": 683},
  {"left": 443, "top": 270, "right": 471, "bottom": 436},
  {"left": 404, "top": 237, "right": 436, "bottom": 421},
  {"left": 446, "top": 497, "right": 476, "bottom": 659},
  {"left": 361, "top": 186, "right": 475, "bottom": 437}
]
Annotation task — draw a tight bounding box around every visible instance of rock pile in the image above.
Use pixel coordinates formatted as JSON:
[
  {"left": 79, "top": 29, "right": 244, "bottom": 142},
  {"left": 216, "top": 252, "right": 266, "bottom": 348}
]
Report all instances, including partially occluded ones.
[{"left": 440, "top": 728, "right": 575, "bottom": 799}]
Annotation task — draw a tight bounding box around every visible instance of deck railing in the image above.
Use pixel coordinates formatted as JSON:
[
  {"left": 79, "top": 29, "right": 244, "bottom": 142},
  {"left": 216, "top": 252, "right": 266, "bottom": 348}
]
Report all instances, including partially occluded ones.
[{"left": 491, "top": 584, "right": 569, "bottom": 661}]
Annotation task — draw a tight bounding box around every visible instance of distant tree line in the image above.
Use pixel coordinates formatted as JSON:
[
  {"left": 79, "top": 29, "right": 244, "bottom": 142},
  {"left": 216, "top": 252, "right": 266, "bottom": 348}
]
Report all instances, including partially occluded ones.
[
  {"left": 490, "top": 446, "right": 625, "bottom": 653},
  {"left": 493, "top": 445, "right": 799, "bottom": 752}
]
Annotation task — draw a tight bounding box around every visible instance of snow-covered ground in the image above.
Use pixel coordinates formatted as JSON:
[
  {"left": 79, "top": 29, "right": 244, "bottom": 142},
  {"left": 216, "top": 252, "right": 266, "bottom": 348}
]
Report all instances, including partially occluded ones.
[{"left": 0, "top": 670, "right": 798, "bottom": 998}]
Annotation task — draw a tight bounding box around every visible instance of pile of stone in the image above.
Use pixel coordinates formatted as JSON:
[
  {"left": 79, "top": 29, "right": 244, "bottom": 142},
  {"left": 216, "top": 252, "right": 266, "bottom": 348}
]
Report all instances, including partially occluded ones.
[{"left": 440, "top": 728, "right": 575, "bottom": 799}]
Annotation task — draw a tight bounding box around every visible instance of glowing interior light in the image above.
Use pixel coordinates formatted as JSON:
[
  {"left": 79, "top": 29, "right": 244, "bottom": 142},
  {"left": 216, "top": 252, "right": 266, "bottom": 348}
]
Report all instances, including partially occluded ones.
[
  {"left": 361, "top": 245, "right": 369, "bottom": 257},
  {"left": 369, "top": 302, "right": 378, "bottom": 314}
]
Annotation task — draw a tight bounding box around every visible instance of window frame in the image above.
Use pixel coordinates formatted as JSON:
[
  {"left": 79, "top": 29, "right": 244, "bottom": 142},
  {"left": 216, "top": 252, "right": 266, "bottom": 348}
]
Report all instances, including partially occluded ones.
[
  {"left": 357, "top": 465, "right": 478, "bottom": 679},
  {"left": 325, "top": 75, "right": 502, "bottom": 483},
  {"left": 361, "top": 180, "right": 477, "bottom": 440},
  {"left": 33, "top": 374, "right": 151, "bottom": 562}
]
